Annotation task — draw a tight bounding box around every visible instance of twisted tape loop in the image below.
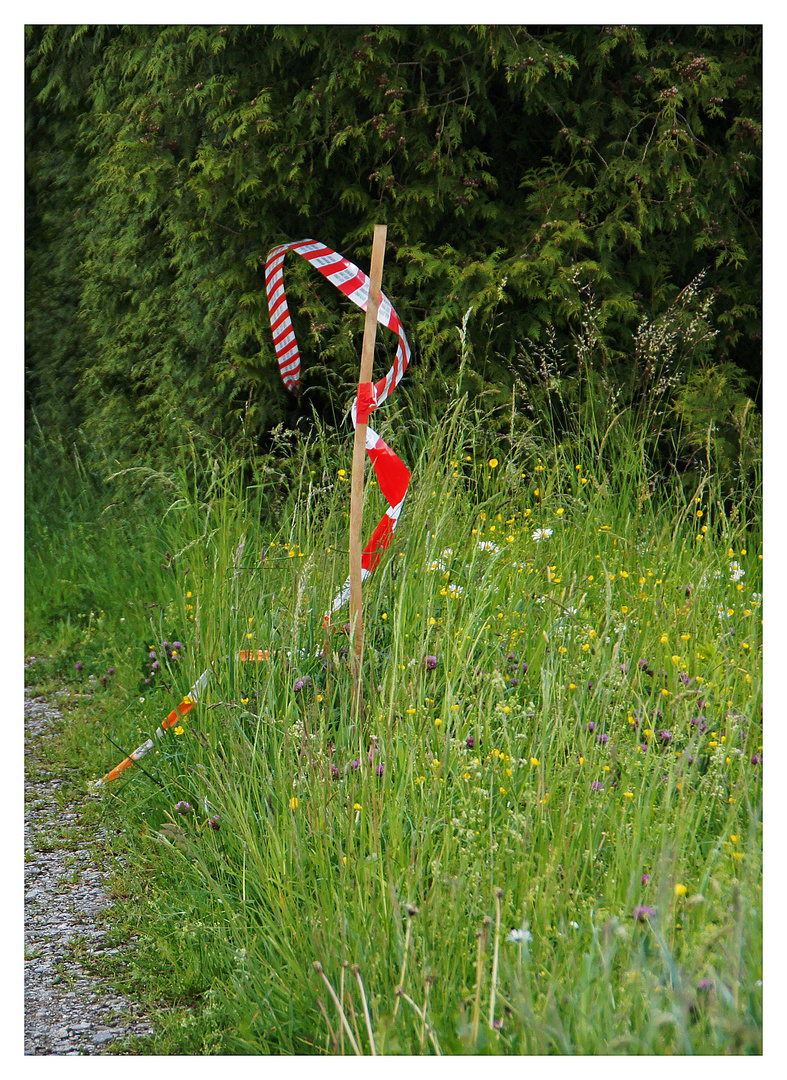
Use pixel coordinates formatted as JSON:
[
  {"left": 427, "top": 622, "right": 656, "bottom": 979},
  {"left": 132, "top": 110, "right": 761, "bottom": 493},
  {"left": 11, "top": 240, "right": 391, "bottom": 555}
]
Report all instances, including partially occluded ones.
[{"left": 265, "top": 238, "right": 410, "bottom": 407}]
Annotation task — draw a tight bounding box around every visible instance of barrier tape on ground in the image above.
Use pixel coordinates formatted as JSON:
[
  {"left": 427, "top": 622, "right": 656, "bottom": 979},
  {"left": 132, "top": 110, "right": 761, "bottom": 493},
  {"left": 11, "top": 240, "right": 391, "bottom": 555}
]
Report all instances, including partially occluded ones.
[
  {"left": 91, "top": 239, "right": 411, "bottom": 788},
  {"left": 90, "top": 653, "right": 267, "bottom": 788}
]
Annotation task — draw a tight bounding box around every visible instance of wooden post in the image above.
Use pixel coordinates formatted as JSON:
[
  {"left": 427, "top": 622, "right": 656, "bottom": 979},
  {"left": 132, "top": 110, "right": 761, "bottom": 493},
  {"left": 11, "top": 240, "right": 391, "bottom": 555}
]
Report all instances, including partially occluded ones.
[{"left": 349, "top": 224, "right": 387, "bottom": 714}]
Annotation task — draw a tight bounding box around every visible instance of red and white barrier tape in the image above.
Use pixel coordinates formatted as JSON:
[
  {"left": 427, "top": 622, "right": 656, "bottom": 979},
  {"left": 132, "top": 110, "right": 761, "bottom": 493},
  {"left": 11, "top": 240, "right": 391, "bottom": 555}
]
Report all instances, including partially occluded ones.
[
  {"left": 91, "top": 239, "right": 411, "bottom": 788},
  {"left": 265, "top": 238, "right": 410, "bottom": 405},
  {"left": 265, "top": 238, "right": 411, "bottom": 621},
  {"left": 90, "top": 656, "right": 260, "bottom": 788}
]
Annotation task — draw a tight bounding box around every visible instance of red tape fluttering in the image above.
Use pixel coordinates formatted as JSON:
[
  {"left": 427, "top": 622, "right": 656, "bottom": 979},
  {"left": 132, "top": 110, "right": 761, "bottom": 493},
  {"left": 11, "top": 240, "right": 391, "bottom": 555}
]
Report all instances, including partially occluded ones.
[{"left": 265, "top": 238, "right": 411, "bottom": 617}]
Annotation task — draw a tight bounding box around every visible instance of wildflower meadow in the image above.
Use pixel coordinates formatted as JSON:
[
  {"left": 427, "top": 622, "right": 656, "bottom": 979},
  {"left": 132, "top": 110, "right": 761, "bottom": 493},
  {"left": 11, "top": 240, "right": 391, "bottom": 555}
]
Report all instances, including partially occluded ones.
[{"left": 26, "top": 372, "right": 762, "bottom": 1055}]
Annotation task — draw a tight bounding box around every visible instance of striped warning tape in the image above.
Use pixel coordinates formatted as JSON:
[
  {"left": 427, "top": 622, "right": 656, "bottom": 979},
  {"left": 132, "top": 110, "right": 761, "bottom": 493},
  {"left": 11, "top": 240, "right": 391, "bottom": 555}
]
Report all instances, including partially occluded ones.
[
  {"left": 265, "top": 238, "right": 411, "bottom": 622},
  {"left": 91, "top": 239, "right": 410, "bottom": 788},
  {"left": 265, "top": 238, "right": 410, "bottom": 405},
  {"left": 90, "top": 654, "right": 266, "bottom": 789}
]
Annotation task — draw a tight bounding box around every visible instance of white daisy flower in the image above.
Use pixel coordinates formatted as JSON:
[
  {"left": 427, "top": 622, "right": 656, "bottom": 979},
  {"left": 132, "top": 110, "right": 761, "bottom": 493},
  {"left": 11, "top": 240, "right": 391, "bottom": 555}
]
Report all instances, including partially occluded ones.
[{"left": 506, "top": 925, "right": 533, "bottom": 944}]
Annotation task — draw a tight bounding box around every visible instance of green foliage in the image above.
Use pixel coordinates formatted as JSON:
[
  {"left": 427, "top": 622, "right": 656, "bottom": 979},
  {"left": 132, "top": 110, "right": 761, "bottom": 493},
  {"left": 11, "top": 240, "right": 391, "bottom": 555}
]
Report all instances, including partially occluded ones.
[
  {"left": 26, "top": 373, "right": 761, "bottom": 1055},
  {"left": 26, "top": 24, "right": 760, "bottom": 466}
]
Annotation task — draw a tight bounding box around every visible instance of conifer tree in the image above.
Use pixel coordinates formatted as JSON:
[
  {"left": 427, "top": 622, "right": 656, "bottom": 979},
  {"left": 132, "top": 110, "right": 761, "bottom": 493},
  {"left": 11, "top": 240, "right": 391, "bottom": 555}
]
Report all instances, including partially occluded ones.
[{"left": 26, "top": 25, "right": 761, "bottom": 470}]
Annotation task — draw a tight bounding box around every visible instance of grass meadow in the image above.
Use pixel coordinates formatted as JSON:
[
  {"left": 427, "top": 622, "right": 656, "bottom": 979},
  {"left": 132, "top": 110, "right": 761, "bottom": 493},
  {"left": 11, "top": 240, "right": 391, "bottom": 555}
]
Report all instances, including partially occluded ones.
[{"left": 25, "top": 382, "right": 762, "bottom": 1056}]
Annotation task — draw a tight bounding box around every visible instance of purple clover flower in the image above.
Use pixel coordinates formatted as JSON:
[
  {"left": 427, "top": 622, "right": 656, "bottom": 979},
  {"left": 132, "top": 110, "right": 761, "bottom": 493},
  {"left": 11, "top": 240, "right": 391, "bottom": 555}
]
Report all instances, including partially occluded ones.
[
  {"left": 596, "top": 732, "right": 609, "bottom": 744},
  {"left": 586, "top": 721, "right": 595, "bottom": 732},
  {"left": 641, "top": 873, "right": 651, "bottom": 884},
  {"left": 208, "top": 816, "right": 220, "bottom": 830},
  {"left": 632, "top": 905, "right": 655, "bottom": 923},
  {"left": 658, "top": 729, "right": 672, "bottom": 744},
  {"left": 466, "top": 735, "right": 475, "bottom": 750},
  {"left": 425, "top": 655, "right": 438, "bottom": 670},
  {"left": 175, "top": 801, "right": 191, "bottom": 815},
  {"left": 591, "top": 781, "right": 604, "bottom": 791}
]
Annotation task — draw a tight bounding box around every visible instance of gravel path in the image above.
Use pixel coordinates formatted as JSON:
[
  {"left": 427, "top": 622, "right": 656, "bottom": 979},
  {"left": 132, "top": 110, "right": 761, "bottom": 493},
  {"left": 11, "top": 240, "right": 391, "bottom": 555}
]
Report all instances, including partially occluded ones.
[{"left": 24, "top": 685, "right": 156, "bottom": 1055}]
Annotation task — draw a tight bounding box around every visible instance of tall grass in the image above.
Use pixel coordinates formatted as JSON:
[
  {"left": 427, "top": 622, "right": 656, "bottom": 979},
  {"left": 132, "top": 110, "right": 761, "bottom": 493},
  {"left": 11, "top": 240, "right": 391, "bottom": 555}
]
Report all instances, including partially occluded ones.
[{"left": 26, "top": 376, "right": 762, "bottom": 1055}]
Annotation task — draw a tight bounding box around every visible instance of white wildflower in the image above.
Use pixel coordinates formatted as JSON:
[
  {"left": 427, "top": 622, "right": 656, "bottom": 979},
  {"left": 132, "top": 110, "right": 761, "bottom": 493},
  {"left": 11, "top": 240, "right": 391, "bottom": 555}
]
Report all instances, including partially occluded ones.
[{"left": 532, "top": 527, "right": 553, "bottom": 542}]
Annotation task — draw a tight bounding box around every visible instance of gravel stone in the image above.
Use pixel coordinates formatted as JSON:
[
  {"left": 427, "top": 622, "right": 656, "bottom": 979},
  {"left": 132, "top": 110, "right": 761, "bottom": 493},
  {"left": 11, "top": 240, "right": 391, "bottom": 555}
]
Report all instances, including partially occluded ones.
[{"left": 24, "top": 680, "right": 157, "bottom": 1055}]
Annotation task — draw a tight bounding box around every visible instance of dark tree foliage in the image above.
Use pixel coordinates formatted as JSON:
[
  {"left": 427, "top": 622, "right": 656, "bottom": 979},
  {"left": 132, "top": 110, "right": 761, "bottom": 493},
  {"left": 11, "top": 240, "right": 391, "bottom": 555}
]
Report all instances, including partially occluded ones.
[{"left": 25, "top": 24, "right": 761, "bottom": 466}]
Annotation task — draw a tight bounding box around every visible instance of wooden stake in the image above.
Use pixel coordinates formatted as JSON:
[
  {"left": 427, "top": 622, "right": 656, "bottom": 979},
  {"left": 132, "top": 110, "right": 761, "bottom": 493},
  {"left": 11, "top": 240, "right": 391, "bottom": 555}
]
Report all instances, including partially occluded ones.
[{"left": 349, "top": 224, "right": 387, "bottom": 713}]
